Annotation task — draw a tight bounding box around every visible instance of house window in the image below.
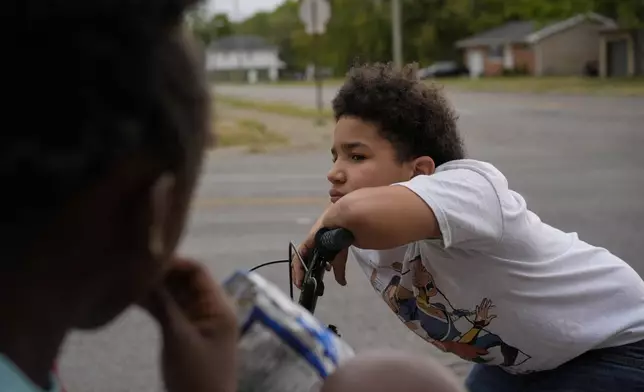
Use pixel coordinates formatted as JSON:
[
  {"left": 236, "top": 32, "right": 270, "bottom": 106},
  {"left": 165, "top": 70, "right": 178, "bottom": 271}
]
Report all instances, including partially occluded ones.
[{"left": 488, "top": 45, "right": 503, "bottom": 60}]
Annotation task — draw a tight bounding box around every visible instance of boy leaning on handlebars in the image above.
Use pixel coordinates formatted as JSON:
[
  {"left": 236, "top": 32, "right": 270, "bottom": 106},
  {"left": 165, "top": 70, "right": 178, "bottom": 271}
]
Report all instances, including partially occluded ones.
[{"left": 293, "top": 62, "right": 644, "bottom": 392}]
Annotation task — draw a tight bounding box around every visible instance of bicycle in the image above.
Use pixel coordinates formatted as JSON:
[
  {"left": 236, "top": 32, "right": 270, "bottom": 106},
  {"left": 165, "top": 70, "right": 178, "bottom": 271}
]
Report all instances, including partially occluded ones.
[{"left": 249, "top": 227, "right": 354, "bottom": 336}]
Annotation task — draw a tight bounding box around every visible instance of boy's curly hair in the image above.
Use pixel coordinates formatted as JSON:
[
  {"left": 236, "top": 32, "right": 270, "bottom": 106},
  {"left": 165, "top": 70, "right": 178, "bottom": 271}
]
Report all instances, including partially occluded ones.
[{"left": 332, "top": 62, "right": 465, "bottom": 165}]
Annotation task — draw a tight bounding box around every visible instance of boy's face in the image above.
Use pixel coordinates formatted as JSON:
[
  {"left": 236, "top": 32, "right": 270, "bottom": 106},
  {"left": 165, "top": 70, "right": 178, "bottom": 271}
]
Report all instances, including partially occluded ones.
[{"left": 328, "top": 116, "right": 415, "bottom": 203}]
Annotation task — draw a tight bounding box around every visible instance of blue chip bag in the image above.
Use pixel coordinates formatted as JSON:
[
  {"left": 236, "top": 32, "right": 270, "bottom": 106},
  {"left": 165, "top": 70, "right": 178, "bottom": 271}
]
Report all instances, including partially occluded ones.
[{"left": 223, "top": 270, "right": 355, "bottom": 392}]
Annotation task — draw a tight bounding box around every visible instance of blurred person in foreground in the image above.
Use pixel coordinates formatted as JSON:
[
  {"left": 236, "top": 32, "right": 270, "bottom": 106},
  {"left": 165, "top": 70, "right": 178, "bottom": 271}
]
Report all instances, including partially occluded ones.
[
  {"left": 2, "top": 0, "right": 237, "bottom": 391},
  {"left": 293, "top": 62, "right": 644, "bottom": 392},
  {"left": 1, "top": 1, "right": 466, "bottom": 392}
]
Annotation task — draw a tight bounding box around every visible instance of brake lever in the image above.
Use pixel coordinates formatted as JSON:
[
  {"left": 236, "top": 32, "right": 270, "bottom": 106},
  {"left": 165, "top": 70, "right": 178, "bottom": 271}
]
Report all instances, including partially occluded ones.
[{"left": 315, "top": 279, "right": 325, "bottom": 297}]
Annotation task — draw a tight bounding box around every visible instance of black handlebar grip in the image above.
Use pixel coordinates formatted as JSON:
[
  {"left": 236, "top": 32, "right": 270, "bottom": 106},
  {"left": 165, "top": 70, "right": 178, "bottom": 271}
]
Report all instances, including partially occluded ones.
[{"left": 314, "top": 227, "right": 355, "bottom": 260}]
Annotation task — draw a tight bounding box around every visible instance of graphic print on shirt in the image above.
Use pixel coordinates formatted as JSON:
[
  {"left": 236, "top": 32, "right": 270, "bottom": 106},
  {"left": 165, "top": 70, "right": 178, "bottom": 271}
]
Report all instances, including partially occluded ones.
[{"left": 375, "top": 256, "right": 531, "bottom": 367}]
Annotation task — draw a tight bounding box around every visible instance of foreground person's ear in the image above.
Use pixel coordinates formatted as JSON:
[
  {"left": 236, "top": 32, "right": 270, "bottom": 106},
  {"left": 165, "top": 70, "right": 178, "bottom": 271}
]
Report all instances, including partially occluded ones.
[{"left": 149, "top": 173, "right": 176, "bottom": 258}]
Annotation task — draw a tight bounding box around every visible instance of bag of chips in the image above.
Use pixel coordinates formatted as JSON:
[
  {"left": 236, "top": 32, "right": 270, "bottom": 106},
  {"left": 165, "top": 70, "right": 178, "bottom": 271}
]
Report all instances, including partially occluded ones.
[{"left": 223, "top": 270, "right": 355, "bottom": 392}]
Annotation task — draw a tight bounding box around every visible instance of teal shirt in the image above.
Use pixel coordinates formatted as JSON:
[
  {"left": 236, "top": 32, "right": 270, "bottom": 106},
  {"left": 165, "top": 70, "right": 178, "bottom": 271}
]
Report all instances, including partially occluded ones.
[{"left": 0, "top": 355, "right": 61, "bottom": 392}]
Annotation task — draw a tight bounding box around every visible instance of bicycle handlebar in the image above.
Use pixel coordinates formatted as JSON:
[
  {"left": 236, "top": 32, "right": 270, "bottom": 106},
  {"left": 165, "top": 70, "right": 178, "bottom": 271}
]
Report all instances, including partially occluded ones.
[
  {"left": 314, "top": 227, "right": 355, "bottom": 260},
  {"left": 297, "top": 227, "right": 354, "bottom": 314}
]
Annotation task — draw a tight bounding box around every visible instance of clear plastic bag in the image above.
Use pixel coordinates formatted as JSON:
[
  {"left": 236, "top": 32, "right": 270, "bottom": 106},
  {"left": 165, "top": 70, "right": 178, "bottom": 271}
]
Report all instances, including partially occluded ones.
[{"left": 223, "top": 270, "right": 355, "bottom": 392}]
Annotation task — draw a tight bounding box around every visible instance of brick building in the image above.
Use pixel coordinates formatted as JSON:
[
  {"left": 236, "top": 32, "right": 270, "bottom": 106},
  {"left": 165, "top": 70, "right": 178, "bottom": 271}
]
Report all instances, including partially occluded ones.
[{"left": 455, "top": 13, "right": 616, "bottom": 77}]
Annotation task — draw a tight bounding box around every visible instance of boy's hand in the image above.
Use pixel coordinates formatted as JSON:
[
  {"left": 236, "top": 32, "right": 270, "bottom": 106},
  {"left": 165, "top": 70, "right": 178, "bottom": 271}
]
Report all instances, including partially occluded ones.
[
  {"left": 140, "top": 258, "right": 238, "bottom": 392},
  {"left": 292, "top": 239, "right": 349, "bottom": 288},
  {"left": 292, "top": 207, "right": 349, "bottom": 288}
]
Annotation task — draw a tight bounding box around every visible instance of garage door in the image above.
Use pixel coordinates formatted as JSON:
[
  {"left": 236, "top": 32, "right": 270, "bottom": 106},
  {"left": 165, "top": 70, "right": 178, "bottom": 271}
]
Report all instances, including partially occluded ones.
[{"left": 607, "top": 39, "right": 628, "bottom": 77}]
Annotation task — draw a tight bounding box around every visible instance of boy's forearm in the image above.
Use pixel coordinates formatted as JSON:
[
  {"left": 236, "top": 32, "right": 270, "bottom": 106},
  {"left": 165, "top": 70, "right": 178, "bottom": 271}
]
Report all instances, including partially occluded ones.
[
  {"left": 313, "top": 202, "right": 333, "bottom": 231},
  {"left": 321, "top": 186, "right": 441, "bottom": 250}
]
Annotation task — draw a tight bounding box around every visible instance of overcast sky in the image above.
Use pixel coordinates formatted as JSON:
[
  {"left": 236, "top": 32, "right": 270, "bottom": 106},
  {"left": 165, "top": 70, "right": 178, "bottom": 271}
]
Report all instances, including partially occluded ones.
[{"left": 208, "top": 0, "right": 285, "bottom": 20}]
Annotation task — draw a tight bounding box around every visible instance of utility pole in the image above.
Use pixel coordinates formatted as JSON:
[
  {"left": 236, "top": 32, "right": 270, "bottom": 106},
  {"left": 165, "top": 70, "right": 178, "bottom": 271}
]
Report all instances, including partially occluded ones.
[
  {"left": 233, "top": 0, "right": 244, "bottom": 81},
  {"left": 299, "top": 0, "right": 331, "bottom": 124},
  {"left": 391, "top": 0, "right": 403, "bottom": 68},
  {"left": 310, "top": 1, "right": 323, "bottom": 119}
]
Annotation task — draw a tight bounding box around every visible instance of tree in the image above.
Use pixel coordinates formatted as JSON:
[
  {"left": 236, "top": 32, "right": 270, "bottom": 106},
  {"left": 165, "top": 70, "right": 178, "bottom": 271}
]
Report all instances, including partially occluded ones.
[
  {"left": 188, "top": 12, "right": 234, "bottom": 47},
  {"left": 210, "top": 0, "right": 643, "bottom": 76}
]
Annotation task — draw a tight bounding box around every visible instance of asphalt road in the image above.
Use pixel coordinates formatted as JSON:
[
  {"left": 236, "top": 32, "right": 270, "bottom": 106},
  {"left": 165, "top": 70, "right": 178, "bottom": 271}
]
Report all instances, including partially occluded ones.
[{"left": 59, "top": 85, "right": 644, "bottom": 391}]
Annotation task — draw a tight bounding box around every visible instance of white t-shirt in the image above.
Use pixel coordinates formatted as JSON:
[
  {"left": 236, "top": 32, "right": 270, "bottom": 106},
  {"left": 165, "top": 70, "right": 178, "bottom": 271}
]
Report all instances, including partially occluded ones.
[{"left": 350, "top": 159, "right": 644, "bottom": 374}]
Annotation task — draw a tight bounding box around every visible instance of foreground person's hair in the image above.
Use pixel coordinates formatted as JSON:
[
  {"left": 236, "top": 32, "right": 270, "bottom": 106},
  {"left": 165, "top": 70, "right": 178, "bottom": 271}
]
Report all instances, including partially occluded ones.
[{"left": 5, "top": 0, "right": 210, "bottom": 266}]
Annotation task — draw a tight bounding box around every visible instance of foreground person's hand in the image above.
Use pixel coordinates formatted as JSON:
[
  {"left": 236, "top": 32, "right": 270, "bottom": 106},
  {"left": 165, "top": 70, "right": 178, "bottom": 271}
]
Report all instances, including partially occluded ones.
[{"left": 141, "top": 258, "right": 238, "bottom": 392}]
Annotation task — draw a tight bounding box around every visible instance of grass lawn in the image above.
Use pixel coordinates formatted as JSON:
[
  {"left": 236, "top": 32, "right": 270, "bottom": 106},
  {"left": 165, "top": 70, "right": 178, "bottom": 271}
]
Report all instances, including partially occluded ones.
[
  {"left": 221, "top": 76, "right": 644, "bottom": 96},
  {"left": 216, "top": 94, "right": 333, "bottom": 119},
  {"left": 212, "top": 118, "right": 289, "bottom": 153},
  {"left": 430, "top": 76, "right": 644, "bottom": 96}
]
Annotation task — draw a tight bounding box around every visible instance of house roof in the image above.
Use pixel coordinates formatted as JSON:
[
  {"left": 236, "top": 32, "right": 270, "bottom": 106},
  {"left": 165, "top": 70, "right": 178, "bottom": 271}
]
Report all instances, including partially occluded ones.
[
  {"left": 209, "top": 35, "right": 276, "bottom": 52},
  {"left": 455, "top": 21, "right": 537, "bottom": 48},
  {"left": 455, "top": 12, "right": 616, "bottom": 48},
  {"left": 524, "top": 12, "right": 616, "bottom": 43}
]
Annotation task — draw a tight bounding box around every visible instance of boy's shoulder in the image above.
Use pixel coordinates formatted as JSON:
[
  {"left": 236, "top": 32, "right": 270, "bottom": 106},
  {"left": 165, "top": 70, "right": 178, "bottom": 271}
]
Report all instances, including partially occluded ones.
[
  {"left": 392, "top": 158, "right": 520, "bottom": 249},
  {"left": 435, "top": 159, "right": 507, "bottom": 182},
  {"left": 398, "top": 158, "right": 510, "bottom": 197},
  {"left": 396, "top": 158, "right": 511, "bottom": 209}
]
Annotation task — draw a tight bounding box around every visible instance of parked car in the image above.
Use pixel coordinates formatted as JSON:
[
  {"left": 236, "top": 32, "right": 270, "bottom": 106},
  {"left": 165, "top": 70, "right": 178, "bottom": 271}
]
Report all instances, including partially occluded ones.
[{"left": 418, "top": 61, "right": 469, "bottom": 79}]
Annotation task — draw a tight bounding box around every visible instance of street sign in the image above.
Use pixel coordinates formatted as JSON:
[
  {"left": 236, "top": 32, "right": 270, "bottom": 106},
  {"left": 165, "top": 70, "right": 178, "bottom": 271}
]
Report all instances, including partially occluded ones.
[
  {"left": 298, "top": 0, "right": 331, "bottom": 123},
  {"left": 299, "top": 0, "right": 331, "bottom": 35}
]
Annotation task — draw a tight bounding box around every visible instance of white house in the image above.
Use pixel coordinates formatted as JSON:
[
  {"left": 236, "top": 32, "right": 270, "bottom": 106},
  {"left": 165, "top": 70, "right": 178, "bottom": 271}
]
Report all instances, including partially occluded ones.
[{"left": 205, "top": 35, "right": 286, "bottom": 83}]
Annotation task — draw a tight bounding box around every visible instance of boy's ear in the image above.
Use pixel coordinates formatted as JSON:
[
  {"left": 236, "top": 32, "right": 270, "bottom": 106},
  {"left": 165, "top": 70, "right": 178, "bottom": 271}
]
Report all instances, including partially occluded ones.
[{"left": 412, "top": 156, "right": 435, "bottom": 177}]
